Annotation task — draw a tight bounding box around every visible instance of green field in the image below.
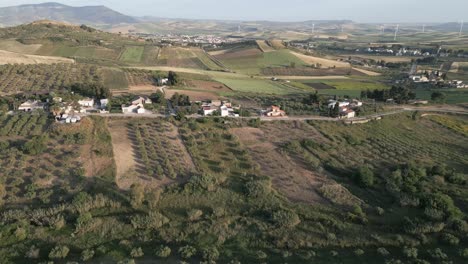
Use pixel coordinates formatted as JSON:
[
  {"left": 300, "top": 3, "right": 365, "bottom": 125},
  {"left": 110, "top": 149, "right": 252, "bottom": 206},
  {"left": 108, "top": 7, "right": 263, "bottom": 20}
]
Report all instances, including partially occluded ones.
[
  {"left": 414, "top": 88, "right": 468, "bottom": 104},
  {"left": 217, "top": 48, "right": 307, "bottom": 75},
  {"left": 119, "top": 46, "right": 145, "bottom": 63},
  {"left": 99, "top": 67, "right": 129, "bottom": 89},
  {"left": 215, "top": 77, "right": 296, "bottom": 94}
]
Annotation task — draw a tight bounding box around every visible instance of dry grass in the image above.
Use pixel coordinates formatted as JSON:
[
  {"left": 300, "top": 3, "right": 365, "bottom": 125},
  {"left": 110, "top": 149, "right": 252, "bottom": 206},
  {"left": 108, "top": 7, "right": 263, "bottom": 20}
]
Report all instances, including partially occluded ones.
[
  {"left": 352, "top": 67, "right": 381, "bottom": 76},
  {"left": 256, "top": 40, "right": 275, "bottom": 52},
  {"left": 231, "top": 126, "right": 331, "bottom": 204},
  {"left": 290, "top": 51, "right": 350, "bottom": 68},
  {"left": 0, "top": 50, "right": 74, "bottom": 65}
]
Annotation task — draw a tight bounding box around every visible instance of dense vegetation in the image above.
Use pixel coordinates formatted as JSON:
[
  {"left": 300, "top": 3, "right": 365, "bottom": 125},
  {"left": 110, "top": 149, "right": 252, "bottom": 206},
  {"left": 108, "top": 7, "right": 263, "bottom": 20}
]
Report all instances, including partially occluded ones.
[{"left": 0, "top": 113, "right": 466, "bottom": 263}]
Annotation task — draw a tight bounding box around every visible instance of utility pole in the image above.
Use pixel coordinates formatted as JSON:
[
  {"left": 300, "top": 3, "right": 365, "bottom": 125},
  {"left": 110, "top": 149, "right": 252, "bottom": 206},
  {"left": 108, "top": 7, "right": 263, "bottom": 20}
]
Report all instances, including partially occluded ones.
[{"left": 394, "top": 24, "right": 399, "bottom": 41}]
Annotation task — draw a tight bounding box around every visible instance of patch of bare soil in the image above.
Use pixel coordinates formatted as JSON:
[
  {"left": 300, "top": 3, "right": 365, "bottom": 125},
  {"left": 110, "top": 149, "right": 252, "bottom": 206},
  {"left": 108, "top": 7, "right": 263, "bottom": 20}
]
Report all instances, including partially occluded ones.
[
  {"left": 185, "top": 80, "right": 232, "bottom": 92},
  {"left": 231, "top": 126, "right": 331, "bottom": 204},
  {"left": 108, "top": 119, "right": 195, "bottom": 190},
  {"left": 80, "top": 144, "right": 113, "bottom": 178},
  {"left": 108, "top": 119, "right": 137, "bottom": 189}
]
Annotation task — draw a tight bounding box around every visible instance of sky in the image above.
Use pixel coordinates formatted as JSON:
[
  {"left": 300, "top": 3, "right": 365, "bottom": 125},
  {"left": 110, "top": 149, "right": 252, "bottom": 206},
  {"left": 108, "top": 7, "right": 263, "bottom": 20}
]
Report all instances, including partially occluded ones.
[{"left": 0, "top": 0, "right": 466, "bottom": 23}]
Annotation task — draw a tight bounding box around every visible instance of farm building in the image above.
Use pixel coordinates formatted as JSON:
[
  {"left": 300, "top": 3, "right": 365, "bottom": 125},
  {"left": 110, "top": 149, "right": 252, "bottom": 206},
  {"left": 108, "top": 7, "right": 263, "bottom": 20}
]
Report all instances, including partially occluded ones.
[
  {"left": 100, "top": 99, "right": 109, "bottom": 109},
  {"left": 78, "top": 98, "right": 95, "bottom": 107},
  {"left": 202, "top": 100, "right": 238, "bottom": 117},
  {"left": 122, "top": 103, "right": 146, "bottom": 114},
  {"left": 18, "top": 100, "right": 46, "bottom": 112},
  {"left": 340, "top": 108, "right": 356, "bottom": 119},
  {"left": 132, "top": 96, "right": 152, "bottom": 105},
  {"left": 328, "top": 100, "right": 350, "bottom": 109},
  {"left": 265, "top": 105, "right": 286, "bottom": 117}
]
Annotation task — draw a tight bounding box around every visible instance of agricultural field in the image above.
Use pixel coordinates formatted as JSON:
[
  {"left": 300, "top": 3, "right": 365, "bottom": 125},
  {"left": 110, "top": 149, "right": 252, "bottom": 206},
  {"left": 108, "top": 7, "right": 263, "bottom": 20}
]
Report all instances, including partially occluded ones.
[
  {"left": 0, "top": 115, "right": 114, "bottom": 205},
  {"left": 215, "top": 77, "right": 299, "bottom": 95},
  {"left": 0, "top": 49, "right": 74, "bottom": 65},
  {"left": 0, "top": 63, "right": 99, "bottom": 94},
  {"left": 0, "top": 39, "right": 42, "bottom": 54},
  {"left": 155, "top": 47, "right": 223, "bottom": 71},
  {"left": 119, "top": 46, "right": 145, "bottom": 63},
  {"left": 256, "top": 40, "right": 275, "bottom": 52},
  {"left": 414, "top": 88, "right": 468, "bottom": 104},
  {"left": 99, "top": 67, "right": 129, "bottom": 90},
  {"left": 108, "top": 119, "right": 195, "bottom": 189}
]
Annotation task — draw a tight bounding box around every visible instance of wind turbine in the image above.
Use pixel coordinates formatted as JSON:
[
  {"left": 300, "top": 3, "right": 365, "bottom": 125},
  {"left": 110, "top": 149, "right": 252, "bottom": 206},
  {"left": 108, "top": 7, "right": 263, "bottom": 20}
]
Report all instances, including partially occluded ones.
[
  {"left": 394, "top": 24, "right": 399, "bottom": 41},
  {"left": 422, "top": 24, "right": 425, "bottom": 33},
  {"left": 459, "top": 20, "right": 464, "bottom": 37},
  {"left": 312, "top": 23, "right": 315, "bottom": 34}
]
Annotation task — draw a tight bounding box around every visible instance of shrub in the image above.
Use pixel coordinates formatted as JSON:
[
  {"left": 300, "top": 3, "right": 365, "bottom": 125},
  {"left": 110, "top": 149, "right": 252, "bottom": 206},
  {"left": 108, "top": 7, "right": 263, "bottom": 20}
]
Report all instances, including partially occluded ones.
[
  {"left": 402, "top": 247, "right": 418, "bottom": 259},
  {"left": 354, "top": 249, "right": 365, "bottom": 256},
  {"left": 155, "top": 245, "right": 171, "bottom": 258},
  {"left": 25, "top": 245, "right": 40, "bottom": 259},
  {"left": 271, "top": 209, "right": 301, "bottom": 228},
  {"left": 355, "top": 166, "right": 375, "bottom": 187},
  {"left": 201, "top": 247, "right": 220, "bottom": 261},
  {"left": 81, "top": 249, "right": 95, "bottom": 261},
  {"left": 22, "top": 135, "right": 49, "bottom": 155},
  {"left": 427, "top": 248, "right": 447, "bottom": 260},
  {"left": 179, "top": 245, "right": 197, "bottom": 259},
  {"left": 377, "top": 247, "right": 390, "bottom": 256},
  {"left": 187, "top": 209, "right": 203, "bottom": 221},
  {"left": 130, "top": 247, "right": 144, "bottom": 258},
  {"left": 460, "top": 248, "right": 468, "bottom": 259},
  {"left": 49, "top": 245, "right": 70, "bottom": 259},
  {"left": 255, "top": 250, "right": 267, "bottom": 259},
  {"left": 245, "top": 178, "right": 272, "bottom": 198},
  {"left": 440, "top": 233, "right": 459, "bottom": 245}
]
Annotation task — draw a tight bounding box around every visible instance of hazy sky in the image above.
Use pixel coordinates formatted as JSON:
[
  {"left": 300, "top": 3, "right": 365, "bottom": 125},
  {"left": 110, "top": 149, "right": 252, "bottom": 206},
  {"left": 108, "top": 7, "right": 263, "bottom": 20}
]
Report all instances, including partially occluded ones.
[{"left": 0, "top": 0, "right": 467, "bottom": 23}]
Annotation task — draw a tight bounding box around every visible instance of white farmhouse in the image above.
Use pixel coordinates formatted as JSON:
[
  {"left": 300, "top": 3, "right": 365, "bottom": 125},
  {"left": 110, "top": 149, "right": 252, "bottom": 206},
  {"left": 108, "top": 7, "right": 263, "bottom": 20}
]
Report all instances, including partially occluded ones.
[
  {"left": 78, "top": 98, "right": 94, "bottom": 107},
  {"left": 18, "top": 100, "right": 46, "bottom": 112}
]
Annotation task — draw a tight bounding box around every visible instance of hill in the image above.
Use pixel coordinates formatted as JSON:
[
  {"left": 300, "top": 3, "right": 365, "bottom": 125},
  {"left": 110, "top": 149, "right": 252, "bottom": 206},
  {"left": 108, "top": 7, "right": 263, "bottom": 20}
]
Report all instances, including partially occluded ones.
[{"left": 0, "top": 2, "right": 137, "bottom": 26}]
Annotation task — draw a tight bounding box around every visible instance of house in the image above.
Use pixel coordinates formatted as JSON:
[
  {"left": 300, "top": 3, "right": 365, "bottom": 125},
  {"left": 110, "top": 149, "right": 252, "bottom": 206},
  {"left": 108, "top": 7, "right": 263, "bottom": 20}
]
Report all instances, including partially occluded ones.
[
  {"left": 18, "top": 100, "right": 46, "bottom": 112},
  {"left": 122, "top": 103, "right": 146, "bottom": 114},
  {"left": 78, "top": 98, "right": 94, "bottom": 107},
  {"left": 203, "top": 105, "right": 218, "bottom": 116},
  {"left": 340, "top": 108, "right": 356, "bottom": 119},
  {"left": 328, "top": 100, "right": 350, "bottom": 109},
  {"left": 202, "top": 100, "right": 238, "bottom": 117},
  {"left": 265, "top": 105, "right": 286, "bottom": 117},
  {"left": 53, "top": 97, "right": 63, "bottom": 103},
  {"left": 160, "top": 78, "right": 169, "bottom": 85},
  {"left": 100, "top": 99, "right": 109, "bottom": 109},
  {"left": 132, "top": 96, "right": 152, "bottom": 105},
  {"left": 220, "top": 105, "right": 230, "bottom": 117}
]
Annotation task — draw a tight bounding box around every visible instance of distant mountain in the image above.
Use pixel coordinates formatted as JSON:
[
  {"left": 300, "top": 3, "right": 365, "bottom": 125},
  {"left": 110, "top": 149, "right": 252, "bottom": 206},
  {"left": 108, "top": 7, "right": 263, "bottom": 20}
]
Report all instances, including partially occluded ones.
[{"left": 0, "top": 2, "right": 137, "bottom": 26}]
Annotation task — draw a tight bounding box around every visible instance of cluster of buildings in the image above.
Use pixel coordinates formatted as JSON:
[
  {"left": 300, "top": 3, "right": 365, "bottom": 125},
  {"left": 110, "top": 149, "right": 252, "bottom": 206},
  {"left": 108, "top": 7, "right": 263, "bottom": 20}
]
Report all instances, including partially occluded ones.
[
  {"left": 409, "top": 70, "right": 467, "bottom": 88},
  {"left": 121, "top": 96, "right": 152, "bottom": 114},
  {"left": 327, "top": 99, "right": 363, "bottom": 119},
  {"left": 357, "top": 47, "right": 432, "bottom": 57},
  {"left": 202, "top": 100, "right": 239, "bottom": 117},
  {"left": 17, "top": 96, "right": 110, "bottom": 124}
]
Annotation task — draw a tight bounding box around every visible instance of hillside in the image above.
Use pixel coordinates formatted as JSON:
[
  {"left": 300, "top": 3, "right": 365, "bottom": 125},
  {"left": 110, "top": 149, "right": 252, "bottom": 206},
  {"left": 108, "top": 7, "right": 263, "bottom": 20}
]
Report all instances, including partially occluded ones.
[{"left": 0, "top": 2, "right": 137, "bottom": 26}]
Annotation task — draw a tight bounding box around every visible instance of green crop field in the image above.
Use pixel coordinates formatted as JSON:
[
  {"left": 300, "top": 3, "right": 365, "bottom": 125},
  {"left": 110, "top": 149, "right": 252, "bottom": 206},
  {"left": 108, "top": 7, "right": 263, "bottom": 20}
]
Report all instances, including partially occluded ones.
[
  {"left": 215, "top": 77, "right": 296, "bottom": 94},
  {"left": 99, "top": 67, "right": 129, "bottom": 89},
  {"left": 119, "top": 46, "right": 145, "bottom": 63},
  {"left": 414, "top": 88, "right": 468, "bottom": 104}
]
